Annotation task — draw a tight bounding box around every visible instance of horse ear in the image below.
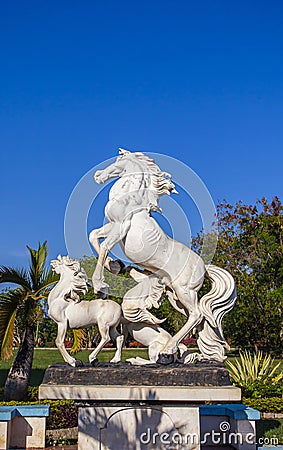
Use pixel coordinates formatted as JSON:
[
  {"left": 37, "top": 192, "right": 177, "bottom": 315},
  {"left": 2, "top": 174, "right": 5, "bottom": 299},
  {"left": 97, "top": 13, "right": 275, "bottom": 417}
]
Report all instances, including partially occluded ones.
[
  {"left": 118, "top": 148, "right": 131, "bottom": 155},
  {"left": 57, "top": 254, "right": 62, "bottom": 260}
]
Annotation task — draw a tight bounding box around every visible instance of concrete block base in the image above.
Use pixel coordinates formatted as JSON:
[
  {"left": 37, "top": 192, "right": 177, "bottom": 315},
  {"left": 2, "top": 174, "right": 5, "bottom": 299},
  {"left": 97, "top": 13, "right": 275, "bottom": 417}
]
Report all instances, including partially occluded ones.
[
  {"left": 78, "top": 405, "right": 200, "bottom": 450},
  {"left": 9, "top": 416, "right": 46, "bottom": 449},
  {"left": 0, "top": 421, "right": 10, "bottom": 450}
]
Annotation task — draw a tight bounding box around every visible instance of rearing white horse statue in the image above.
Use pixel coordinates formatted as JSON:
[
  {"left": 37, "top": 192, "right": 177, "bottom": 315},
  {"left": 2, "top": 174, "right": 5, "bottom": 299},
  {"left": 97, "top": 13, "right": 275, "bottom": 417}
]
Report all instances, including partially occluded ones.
[{"left": 89, "top": 149, "right": 236, "bottom": 364}]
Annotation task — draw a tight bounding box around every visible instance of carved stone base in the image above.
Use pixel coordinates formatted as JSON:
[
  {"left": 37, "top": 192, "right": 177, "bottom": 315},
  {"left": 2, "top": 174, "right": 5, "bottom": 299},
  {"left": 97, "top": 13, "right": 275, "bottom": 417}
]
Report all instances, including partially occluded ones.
[{"left": 41, "top": 361, "right": 232, "bottom": 387}]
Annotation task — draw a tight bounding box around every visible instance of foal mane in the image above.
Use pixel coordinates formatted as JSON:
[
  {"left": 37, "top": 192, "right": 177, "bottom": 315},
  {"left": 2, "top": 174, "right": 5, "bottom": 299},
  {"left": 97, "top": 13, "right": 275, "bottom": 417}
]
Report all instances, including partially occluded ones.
[{"left": 51, "top": 255, "right": 88, "bottom": 302}]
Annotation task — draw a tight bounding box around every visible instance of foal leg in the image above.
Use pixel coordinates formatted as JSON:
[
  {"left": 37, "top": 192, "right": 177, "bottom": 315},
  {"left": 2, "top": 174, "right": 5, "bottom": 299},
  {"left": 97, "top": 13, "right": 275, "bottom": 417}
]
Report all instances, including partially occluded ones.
[
  {"left": 109, "top": 327, "right": 124, "bottom": 363},
  {"left": 55, "top": 322, "right": 78, "bottom": 367},
  {"left": 88, "top": 324, "right": 111, "bottom": 365}
]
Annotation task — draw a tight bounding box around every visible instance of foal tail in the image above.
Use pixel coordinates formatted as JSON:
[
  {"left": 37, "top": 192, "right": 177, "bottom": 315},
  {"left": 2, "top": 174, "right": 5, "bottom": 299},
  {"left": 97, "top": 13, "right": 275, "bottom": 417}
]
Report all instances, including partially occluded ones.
[{"left": 198, "top": 265, "right": 237, "bottom": 360}]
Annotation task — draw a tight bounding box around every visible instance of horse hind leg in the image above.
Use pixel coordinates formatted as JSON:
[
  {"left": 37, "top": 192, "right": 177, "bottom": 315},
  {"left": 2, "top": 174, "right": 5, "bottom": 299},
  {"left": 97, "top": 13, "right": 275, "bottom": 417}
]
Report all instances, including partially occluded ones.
[{"left": 158, "top": 288, "right": 202, "bottom": 364}]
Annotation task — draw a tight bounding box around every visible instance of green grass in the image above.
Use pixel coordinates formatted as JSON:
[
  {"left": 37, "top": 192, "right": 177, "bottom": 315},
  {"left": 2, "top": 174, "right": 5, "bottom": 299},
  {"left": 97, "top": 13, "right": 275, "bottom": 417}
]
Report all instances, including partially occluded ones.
[{"left": 0, "top": 348, "right": 148, "bottom": 387}]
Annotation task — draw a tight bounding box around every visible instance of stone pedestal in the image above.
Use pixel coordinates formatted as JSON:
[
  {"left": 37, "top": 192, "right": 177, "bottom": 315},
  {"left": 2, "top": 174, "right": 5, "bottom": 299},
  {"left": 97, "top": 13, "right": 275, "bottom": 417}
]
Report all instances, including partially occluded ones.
[
  {"left": 39, "top": 362, "right": 241, "bottom": 450},
  {"left": 79, "top": 404, "right": 200, "bottom": 450}
]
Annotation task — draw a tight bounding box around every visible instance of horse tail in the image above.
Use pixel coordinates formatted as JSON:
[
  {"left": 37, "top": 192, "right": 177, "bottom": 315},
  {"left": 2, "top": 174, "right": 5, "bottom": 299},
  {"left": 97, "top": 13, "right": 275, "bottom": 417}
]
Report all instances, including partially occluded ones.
[{"left": 198, "top": 265, "right": 237, "bottom": 360}]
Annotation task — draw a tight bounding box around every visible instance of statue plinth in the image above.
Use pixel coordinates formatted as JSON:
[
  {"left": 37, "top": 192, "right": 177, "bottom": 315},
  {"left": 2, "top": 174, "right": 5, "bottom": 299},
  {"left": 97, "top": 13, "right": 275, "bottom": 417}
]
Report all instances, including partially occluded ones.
[{"left": 40, "top": 361, "right": 232, "bottom": 388}]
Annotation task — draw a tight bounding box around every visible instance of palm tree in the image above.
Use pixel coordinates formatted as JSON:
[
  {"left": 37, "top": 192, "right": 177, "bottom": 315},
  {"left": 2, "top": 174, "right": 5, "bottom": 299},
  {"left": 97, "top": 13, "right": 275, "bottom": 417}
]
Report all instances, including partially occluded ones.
[{"left": 0, "top": 241, "right": 58, "bottom": 401}]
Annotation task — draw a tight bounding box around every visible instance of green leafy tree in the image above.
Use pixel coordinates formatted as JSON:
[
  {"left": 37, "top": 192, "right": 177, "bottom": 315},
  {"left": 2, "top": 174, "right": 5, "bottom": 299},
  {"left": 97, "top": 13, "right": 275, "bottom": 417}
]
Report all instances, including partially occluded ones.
[
  {"left": 80, "top": 255, "right": 135, "bottom": 299},
  {"left": 192, "top": 197, "right": 283, "bottom": 353},
  {"left": 0, "top": 241, "right": 58, "bottom": 400},
  {"left": 35, "top": 316, "right": 58, "bottom": 347}
]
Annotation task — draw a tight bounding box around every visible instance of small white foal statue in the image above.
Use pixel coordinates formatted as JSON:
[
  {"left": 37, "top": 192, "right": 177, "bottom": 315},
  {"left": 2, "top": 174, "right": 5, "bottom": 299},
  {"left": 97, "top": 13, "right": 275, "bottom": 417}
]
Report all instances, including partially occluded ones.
[{"left": 48, "top": 255, "right": 124, "bottom": 367}]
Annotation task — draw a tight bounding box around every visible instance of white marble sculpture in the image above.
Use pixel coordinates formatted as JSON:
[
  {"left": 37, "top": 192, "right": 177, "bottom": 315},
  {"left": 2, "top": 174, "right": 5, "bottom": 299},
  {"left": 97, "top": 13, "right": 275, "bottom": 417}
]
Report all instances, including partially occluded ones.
[
  {"left": 48, "top": 255, "right": 124, "bottom": 367},
  {"left": 89, "top": 149, "right": 237, "bottom": 364}
]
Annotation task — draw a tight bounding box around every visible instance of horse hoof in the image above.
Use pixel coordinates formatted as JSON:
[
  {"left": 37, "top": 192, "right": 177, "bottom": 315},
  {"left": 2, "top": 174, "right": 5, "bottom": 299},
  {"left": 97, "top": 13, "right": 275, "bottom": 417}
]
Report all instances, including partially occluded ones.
[
  {"left": 157, "top": 353, "right": 175, "bottom": 365},
  {"left": 92, "top": 280, "right": 109, "bottom": 298},
  {"left": 97, "top": 289, "right": 108, "bottom": 299},
  {"left": 94, "top": 284, "right": 109, "bottom": 299},
  {"left": 109, "top": 259, "right": 125, "bottom": 275},
  {"left": 75, "top": 360, "right": 83, "bottom": 367},
  {"left": 90, "top": 358, "right": 99, "bottom": 367}
]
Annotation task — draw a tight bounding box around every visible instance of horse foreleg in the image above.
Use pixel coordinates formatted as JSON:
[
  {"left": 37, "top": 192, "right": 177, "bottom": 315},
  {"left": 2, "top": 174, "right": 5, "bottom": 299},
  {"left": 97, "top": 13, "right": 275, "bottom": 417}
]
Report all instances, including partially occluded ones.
[
  {"left": 91, "top": 222, "right": 129, "bottom": 295},
  {"left": 89, "top": 224, "right": 117, "bottom": 272},
  {"left": 55, "top": 322, "right": 77, "bottom": 367}
]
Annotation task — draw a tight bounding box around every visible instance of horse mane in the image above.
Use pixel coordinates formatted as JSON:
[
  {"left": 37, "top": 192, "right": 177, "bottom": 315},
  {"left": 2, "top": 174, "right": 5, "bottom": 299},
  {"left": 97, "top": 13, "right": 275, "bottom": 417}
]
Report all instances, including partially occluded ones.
[{"left": 123, "top": 151, "right": 177, "bottom": 198}]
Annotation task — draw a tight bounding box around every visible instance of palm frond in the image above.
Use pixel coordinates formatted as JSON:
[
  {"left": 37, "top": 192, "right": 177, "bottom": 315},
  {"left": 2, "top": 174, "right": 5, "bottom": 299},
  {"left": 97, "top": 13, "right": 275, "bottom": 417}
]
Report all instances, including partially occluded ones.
[
  {"left": 34, "top": 269, "right": 60, "bottom": 299},
  {"left": 1, "top": 310, "right": 16, "bottom": 361},
  {"left": 0, "top": 289, "right": 24, "bottom": 360},
  {"left": 272, "top": 371, "right": 283, "bottom": 384},
  {"left": 36, "top": 268, "right": 59, "bottom": 295},
  {"left": 0, "top": 267, "right": 31, "bottom": 291},
  {"left": 70, "top": 329, "right": 86, "bottom": 354},
  {"left": 26, "top": 241, "right": 48, "bottom": 288}
]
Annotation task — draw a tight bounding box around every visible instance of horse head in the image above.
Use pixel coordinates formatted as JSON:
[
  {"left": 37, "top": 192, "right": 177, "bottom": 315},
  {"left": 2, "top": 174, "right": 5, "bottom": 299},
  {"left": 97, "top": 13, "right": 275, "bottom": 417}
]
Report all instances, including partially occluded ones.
[
  {"left": 94, "top": 148, "right": 135, "bottom": 184},
  {"left": 94, "top": 149, "right": 178, "bottom": 210}
]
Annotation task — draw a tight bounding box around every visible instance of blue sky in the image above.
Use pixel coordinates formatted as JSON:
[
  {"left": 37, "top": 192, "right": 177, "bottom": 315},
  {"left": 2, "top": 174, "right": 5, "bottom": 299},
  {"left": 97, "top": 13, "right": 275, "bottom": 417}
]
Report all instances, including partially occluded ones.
[{"left": 1, "top": 1, "right": 282, "bottom": 268}]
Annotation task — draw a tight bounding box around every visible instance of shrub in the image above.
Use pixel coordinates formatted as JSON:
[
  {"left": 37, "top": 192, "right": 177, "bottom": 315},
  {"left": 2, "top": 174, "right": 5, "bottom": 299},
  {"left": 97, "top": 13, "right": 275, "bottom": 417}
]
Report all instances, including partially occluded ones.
[
  {"left": 263, "top": 423, "right": 283, "bottom": 444},
  {"left": 181, "top": 337, "right": 197, "bottom": 347},
  {"left": 46, "top": 400, "right": 77, "bottom": 429},
  {"left": 226, "top": 350, "right": 283, "bottom": 398},
  {"left": 240, "top": 378, "right": 283, "bottom": 398},
  {"left": 26, "top": 386, "right": 39, "bottom": 401},
  {"left": 129, "top": 340, "right": 144, "bottom": 348},
  {"left": 64, "top": 340, "right": 74, "bottom": 348},
  {"left": 243, "top": 397, "right": 283, "bottom": 413}
]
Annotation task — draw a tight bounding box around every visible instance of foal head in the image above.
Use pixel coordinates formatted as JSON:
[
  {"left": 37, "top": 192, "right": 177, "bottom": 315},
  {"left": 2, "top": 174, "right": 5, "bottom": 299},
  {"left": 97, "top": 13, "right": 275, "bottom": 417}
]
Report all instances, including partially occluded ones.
[{"left": 50, "top": 255, "right": 88, "bottom": 301}]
